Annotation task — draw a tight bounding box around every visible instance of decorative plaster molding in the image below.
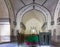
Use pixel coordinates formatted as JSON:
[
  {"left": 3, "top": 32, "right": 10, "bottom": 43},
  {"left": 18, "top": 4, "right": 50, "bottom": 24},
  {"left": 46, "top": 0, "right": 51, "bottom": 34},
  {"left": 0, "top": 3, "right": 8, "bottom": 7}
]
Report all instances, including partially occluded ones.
[
  {"left": 57, "top": 17, "right": 60, "bottom": 25},
  {"left": 51, "top": 21, "right": 54, "bottom": 25},
  {"left": 13, "top": 21, "right": 17, "bottom": 26}
]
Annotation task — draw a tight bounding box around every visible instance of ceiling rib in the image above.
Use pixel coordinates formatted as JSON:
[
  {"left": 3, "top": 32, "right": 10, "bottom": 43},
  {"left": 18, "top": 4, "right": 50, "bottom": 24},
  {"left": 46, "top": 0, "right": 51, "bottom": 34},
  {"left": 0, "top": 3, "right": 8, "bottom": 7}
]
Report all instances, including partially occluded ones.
[
  {"left": 33, "top": 0, "right": 35, "bottom": 9},
  {"left": 42, "top": 0, "right": 47, "bottom": 6},
  {"left": 20, "top": 0, "right": 25, "bottom": 5}
]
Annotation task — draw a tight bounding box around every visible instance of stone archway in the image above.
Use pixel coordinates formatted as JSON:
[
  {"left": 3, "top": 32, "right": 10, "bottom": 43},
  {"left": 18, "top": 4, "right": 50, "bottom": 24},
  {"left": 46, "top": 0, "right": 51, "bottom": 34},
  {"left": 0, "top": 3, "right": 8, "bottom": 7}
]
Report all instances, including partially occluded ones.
[
  {"left": 54, "top": 0, "right": 60, "bottom": 35},
  {"left": 54, "top": 0, "right": 60, "bottom": 27},
  {"left": 15, "top": 3, "right": 51, "bottom": 33}
]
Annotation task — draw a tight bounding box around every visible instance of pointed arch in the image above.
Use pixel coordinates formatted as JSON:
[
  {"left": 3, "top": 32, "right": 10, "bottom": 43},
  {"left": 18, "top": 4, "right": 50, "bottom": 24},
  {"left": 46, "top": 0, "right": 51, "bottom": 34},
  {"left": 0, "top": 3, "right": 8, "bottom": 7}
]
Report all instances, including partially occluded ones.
[{"left": 16, "top": 3, "right": 51, "bottom": 32}]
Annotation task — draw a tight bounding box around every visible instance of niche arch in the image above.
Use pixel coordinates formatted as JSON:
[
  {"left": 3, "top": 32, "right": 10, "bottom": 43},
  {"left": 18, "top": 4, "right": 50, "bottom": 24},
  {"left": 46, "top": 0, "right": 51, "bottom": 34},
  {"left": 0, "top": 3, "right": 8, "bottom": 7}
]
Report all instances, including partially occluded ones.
[{"left": 16, "top": 3, "right": 51, "bottom": 32}]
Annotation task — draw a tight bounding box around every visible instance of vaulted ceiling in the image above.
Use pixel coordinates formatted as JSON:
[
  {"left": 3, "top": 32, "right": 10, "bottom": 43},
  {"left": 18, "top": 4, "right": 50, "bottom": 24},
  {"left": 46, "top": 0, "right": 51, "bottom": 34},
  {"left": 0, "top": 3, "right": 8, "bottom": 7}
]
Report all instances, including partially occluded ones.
[
  {"left": 0, "top": 0, "right": 9, "bottom": 18},
  {"left": 0, "top": 0, "right": 58, "bottom": 17},
  {"left": 0, "top": 0, "right": 59, "bottom": 21},
  {"left": 0, "top": 0, "right": 9, "bottom": 22},
  {"left": 9, "top": 0, "right": 58, "bottom": 17}
]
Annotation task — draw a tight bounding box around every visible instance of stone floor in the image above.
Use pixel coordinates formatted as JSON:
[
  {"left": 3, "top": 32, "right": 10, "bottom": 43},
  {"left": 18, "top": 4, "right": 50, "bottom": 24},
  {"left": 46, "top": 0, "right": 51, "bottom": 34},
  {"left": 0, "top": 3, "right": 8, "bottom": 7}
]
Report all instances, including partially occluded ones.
[
  {"left": 0, "top": 42, "right": 60, "bottom": 47},
  {"left": 18, "top": 42, "right": 60, "bottom": 47}
]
